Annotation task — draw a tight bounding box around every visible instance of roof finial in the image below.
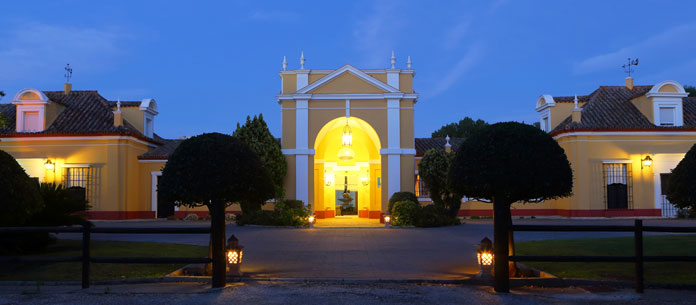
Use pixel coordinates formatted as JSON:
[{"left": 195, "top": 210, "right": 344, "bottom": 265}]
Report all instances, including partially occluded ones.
[
  {"left": 444, "top": 135, "right": 452, "bottom": 152},
  {"left": 573, "top": 94, "right": 579, "bottom": 110},
  {"left": 300, "top": 51, "right": 305, "bottom": 69},
  {"left": 406, "top": 56, "right": 412, "bottom": 69},
  {"left": 117, "top": 98, "right": 121, "bottom": 111},
  {"left": 390, "top": 51, "right": 396, "bottom": 69},
  {"left": 445, "top": 135, "right": 451, "bottom": 145},
  {"left": 282, "top": 56, "right": 287, "bottom": 71}
]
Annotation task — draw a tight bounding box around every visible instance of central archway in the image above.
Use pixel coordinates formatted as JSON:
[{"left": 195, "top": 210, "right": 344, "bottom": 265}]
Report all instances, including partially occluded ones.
[{"left": 313, "top": 116, "right": 382, "bottom": 219}]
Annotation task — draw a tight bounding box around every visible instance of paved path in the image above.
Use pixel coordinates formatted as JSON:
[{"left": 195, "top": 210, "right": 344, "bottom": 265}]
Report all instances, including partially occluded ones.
[
  {"left": 2, "top": 282, "right": 696, "bottom": 305},
  {"left": 56, "top": 218, "right": 696, "bottom": 280}
]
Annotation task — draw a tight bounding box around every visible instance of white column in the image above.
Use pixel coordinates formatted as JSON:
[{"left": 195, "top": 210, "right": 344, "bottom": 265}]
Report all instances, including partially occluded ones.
[
  {"left": 387, "top": 98, "right": 401, "bottom": 198},
  {"left": 295, "top": 100, "right": 309, "bottom": 205}
]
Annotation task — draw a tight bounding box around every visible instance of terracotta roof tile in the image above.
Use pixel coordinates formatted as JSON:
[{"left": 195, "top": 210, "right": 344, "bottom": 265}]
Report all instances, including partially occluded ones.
[
  {"left": 415, "top": 137, "right": 464, "bottom": 156},
  {"left": 549, "top": 85, "right": 696, "bottom": 135},
  {"left": 0, "top": 90, "right": 159, "bottom": 144},
  {"left": 138, "top": 139, "right": 183, "bottom": 159}
]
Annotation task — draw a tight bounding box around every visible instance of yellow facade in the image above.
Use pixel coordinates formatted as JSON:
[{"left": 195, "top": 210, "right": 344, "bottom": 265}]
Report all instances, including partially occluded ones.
[{"left": 278, "top": 62, "right": 418, "bottom": 219}]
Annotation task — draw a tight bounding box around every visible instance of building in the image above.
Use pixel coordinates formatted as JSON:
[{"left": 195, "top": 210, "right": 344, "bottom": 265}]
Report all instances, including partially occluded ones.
[
  {"left": 0, "top": 84, "right": 169, "bottom": 219},
  {"left": 277, "top": 54, "right": 418, "bottom": 219},
  {"left": 524, "top": 77, "right": 693, "bottom": 217}
]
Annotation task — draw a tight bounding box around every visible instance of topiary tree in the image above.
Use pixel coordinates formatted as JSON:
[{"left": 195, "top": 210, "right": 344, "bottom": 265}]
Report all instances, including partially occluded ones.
[
  {"left": 666, "top": 143, "right": 696, "bottom": 210},
  {"left": 233, "top": 114, "right": 287, "bottom": 213},
  {"left": 0, "top": 150, "right": 43, "bottom": 227},
  {"left": 450, "top": 122, "right": 573, "bottom": 292},
  {"left": 158, "top": 133, "right": 274, "bottom": 287},
  {"left": 418, "top": 148, "right": 463, "bottom": 219}
]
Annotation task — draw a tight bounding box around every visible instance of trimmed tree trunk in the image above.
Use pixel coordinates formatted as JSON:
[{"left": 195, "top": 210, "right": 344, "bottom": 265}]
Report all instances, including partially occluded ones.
[
  {"left": 493, "top": 199, "right": 510, "bottom": 292},
  {"left": 508, "top": 213, "right": 518, "bottom": 277},
  {"left": 210, "top": 200, "right": 227, "bottom": 288}
]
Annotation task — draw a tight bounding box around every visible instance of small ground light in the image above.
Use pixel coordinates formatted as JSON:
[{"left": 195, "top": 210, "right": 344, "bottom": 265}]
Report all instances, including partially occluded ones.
[
  {"left": 477, "top": 237, "right": 493, "bottom": 279},
  {"left": 226, "top": 235, "right": 244, "bottom": 277},
  {"left": 308, "top": 214, "right": 315, "bottom": 228},
  {"left": 384, "top": 214, "right": 391, "bottom": 228}
]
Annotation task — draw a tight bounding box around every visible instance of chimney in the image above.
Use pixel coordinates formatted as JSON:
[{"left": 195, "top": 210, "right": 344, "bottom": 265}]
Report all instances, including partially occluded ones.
[
  {"left": 625, "top": 76, "right": 634, "bottom": 90},
  {"left": 444, "top": 135, "right": 452, "bottom": 153},
  {"left": 64, "top": 83, "right": 72, "bottom": 95},
  {"left": 571, "top": 94, "right": 582, "bottom": 123},
  {"left": 113, "top": 99, "right": 123, "bottom": 127}
]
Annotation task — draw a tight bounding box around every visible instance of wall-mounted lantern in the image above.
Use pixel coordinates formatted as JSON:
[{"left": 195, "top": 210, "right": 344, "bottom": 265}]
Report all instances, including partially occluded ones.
[
  {"left": 226, "top": 235, "right": 244, "bottom": 277},
  {"left": 641, "top": 155, "right": 653, "bottom": 169},
  {"left": 44, "top": 159, "right": 55, "bottom": 170},
  {"left": 477, "top": 237, "right": 493, "bottom": 278}
]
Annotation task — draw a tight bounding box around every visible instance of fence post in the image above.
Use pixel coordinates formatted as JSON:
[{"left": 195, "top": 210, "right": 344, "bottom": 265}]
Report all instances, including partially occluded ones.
[
  {"left": 81, "top": 223, "right": 91, "bottom": 289},
  {"left": 634, "top": 219, "right": 644, "bottom": 293}
]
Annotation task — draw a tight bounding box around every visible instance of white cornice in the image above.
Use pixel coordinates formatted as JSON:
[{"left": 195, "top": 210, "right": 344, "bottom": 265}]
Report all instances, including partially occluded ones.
[
  {"left": 380, "top": 148, "right": 416, "bottom": 155},
  {"left": 277, "top": 93, "right": 418, "bottom": 102},
  {"left": 279, "top": 69, "right": 416, "bottom": 75},
  {"left": 296, "top": 64, "right": 400, "bottom": 94}
]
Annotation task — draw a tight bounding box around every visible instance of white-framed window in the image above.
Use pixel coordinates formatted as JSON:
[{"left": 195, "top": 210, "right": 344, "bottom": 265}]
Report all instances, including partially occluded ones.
[
  {"left": 658, "top": 107, "right": 675, "bottom": 126},
  {"left": 63, "top": 166, "right": 97, "bottom": 205}
]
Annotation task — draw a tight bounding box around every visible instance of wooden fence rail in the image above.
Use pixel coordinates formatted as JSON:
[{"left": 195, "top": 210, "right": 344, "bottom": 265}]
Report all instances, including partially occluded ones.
[
  {"left": 508, "top": 219, "right": 696, "bottom": 293},
  {"left": 0, "top": 223, "right": 213, "bottom": 289}
]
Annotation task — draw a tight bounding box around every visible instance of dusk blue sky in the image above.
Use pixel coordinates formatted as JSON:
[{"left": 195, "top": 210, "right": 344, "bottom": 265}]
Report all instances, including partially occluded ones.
[{"left": 2, "top": 1, "right": 694, "bottom": 139}]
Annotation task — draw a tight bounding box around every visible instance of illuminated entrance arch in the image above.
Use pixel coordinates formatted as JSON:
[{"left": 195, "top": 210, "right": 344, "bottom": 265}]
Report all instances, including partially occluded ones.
[{"left": 313, "top": 116, "right": 382, "bottom": 219}]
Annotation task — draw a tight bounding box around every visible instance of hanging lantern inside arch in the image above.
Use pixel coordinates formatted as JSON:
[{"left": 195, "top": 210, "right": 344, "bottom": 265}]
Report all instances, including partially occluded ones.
[{"left": 338, "top": 119, "right": 354, "bottom": 161}]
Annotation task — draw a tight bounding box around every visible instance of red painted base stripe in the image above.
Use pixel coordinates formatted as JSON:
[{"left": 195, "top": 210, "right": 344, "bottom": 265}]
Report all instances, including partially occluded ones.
[{"left": 457, "top": 208, "right": 661, "bottom": 218}]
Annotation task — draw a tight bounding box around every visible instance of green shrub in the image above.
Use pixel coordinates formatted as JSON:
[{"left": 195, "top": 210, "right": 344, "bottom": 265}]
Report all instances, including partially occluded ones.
[
  {"left": 391, "top": 200, "right": 420, "bottom": 226},
  {"left": 235, "top": 199, "right": 309, "bottom": 227},
  {"left": 677, "top": 208, "right": 696, "bottom": 219},
  {"left": 470, "top": 215, "right": 480, "bottom": 220},
  {"left": 27, "top": 183, "right": 90, "bottom": 226},
  {"left": 1, "top": 183, "right": 90, "bottom": 254},
  {"left": 0, "top": 150, "right": 43, "bottom": 226},
  {"left": 414, "top": 205, "right": 460, "bottom": 228},
  {"left": 388, "top": 192, "right": 418, "bottom": 214}
]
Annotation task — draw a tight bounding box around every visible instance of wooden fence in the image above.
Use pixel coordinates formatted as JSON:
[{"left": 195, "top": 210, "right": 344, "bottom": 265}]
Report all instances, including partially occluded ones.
[
  {"left": 508, "top": 219, "right": 696, "bottom": 293},
  {"left": 0, "top": 224, "right": 213, "bottom": 288}
]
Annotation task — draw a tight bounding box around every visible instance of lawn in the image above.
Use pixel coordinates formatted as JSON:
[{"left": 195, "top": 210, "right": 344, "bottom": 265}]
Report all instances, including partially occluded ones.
[
  {"left": 516, "top": 235, "right": 696, "bottom": 284},
  {"left": 0, "top": 240, "right": 208, "bottom": 281}
]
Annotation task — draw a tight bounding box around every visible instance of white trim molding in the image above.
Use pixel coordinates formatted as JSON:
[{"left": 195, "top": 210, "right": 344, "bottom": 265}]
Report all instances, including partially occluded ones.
[
  {"left": 554, "top": 131, "right": 696, "bottom": 140},
  {"left": 151, "top": 171, "right": 162, "bottom": 214},
  {"left": 0, "top": 135, "right": 159, "bottom": 148},
  {"left": 380, "top": 148, "right": 416, "bottom": 155},
  {"left": 282, "top": 148, "right": 316, "bottom": 155}
]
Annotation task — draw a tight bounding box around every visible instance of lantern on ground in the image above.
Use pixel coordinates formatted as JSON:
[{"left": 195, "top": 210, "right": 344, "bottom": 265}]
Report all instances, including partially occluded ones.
[
  {"left": 384, "top": 213, "right": 391, "bottom": 228},
  {"left": 308, "top": 214, "right": 316, "bottom": 228},
  {"left": 477, "top": 237, "right": 493, "bottom": 278},
  {"left": 226, "top": 235, "right": 244, "bottom": 277}
]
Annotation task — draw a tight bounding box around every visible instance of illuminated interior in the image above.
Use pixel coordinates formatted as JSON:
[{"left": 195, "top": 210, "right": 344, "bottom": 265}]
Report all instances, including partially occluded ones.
[{"left": 314, "top": 117, "right": 381, "bottom": 218}]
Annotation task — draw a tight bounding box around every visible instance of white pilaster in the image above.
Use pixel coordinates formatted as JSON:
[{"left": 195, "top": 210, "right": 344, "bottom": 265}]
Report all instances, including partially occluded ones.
[
  {"left": 346, "top": 99, "right": 350, "bottom": 117},
  {"left": 295, "top": 99, "right": 309, "bottom": 205},
  {"left": 297, "top": 70, "right": 309, "bottom": 91},
  {"left": 386, "top": 98, "right": 401, "bottom": 198},
  {"left": 386, "top": 69, "right": 400, "bottom": 90}
]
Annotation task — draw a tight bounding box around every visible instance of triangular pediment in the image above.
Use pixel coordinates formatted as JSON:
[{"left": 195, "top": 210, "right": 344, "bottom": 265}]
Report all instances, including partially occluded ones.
[{"left": 297, "top": 65, "right": 399, "bottom": 94}]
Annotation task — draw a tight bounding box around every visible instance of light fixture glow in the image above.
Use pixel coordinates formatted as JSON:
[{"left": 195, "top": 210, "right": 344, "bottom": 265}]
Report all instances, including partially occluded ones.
[
  {"left": 642, "top": 155, "right": 653, "bottom": 169},
  {"left": 325, "top": 171, "right": 334, "bottom": 186},
  {"left": 338, "top": 147, "right": 355, "bottom": 161},
  {"left": 342, "top": 120, "right": 352, "bottom": 147},
  {"left": 44, "top": 160, "right": 55, "bottom": 170}
]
